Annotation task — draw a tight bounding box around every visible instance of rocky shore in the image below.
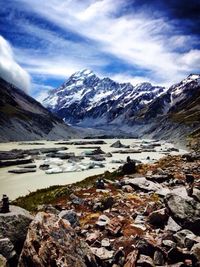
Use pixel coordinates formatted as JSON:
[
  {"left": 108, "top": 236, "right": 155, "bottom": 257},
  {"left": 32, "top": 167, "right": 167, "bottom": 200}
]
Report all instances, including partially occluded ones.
[{"left": 0, "top": 151, "right": 200, "bottom": 266}]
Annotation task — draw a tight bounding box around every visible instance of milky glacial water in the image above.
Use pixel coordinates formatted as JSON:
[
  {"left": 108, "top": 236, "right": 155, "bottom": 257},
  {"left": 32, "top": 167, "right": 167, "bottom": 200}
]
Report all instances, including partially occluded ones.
[{"left": 0, "top": 139, "right": 187, "bottom": 200}]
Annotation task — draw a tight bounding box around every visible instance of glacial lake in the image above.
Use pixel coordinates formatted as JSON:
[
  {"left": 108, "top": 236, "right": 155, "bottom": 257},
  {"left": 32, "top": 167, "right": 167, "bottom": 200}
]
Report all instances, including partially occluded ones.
[{"left": 0, "top": 139, "right": 187, "bottom": 200}]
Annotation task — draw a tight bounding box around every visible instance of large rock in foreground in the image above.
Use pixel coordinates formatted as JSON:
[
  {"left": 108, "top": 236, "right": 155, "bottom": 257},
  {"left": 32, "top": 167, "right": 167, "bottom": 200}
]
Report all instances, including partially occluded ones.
[
  {"left": 0, "top": 205, "right": 33, "bottom": 254},
  {"left": 18, "top": 212, "right": 97, "bottom": 267},
  {"left": 165, "top": 194, "right": 200, "bottom": 235}
]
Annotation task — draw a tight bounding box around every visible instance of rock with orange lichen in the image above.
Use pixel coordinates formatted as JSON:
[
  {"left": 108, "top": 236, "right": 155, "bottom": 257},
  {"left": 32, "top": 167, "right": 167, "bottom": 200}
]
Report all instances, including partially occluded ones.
[
  {"left": 124, "top": 249, "right": 138, "bottom": 267},
  {"left": 18, "top": 212, "right": 97, "bottom": 267}
]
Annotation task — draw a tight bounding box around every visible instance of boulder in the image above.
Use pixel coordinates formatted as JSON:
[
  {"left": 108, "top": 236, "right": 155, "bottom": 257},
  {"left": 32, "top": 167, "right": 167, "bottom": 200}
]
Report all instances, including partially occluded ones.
[
  {"left": 192, "top": 187, "right": 200, "bottom": 202},
  {"left": 148, "top": 208, "right": 168, "bottom": 228},
  {"left": 136, "top": 239, "right": 155, "bottom": 257},
  {"left": 124, "top": 250, "right": 138, "bottom": 267},
  {"left": 165, "top": 217, "right": 181, "bottom": 232},
  {"left": 18, "top": 212, "right": 97, "bottom": 267},
  {"left": 165, "top": 194, "right": 200, "bottom": 235},
  {"left": 0, "top": 254, "right": 7, "bottom": 267},
  {"left": 0, "top": 238, "right": 17, "bottom": 262},
  {"left": 173, "top": 229, "right": 194, "bottom": 248},
  {"left": 154, "top": 250, "right": 165, "bottom": 266},
  {"left": 0, "top": 205, "right": 33, "bottom": 254},
  {"left": 162, "top": 239, "right": 176, "bottom": 249},
  {"left": 106, "top": 218, "right": 122, "bottom": 236},
  {"left": 110, "top": 140, "right": 129, "bottom": 148},
  {"left": 70, "top": 193, "right": 84, "bottom": 205},
  {"left": 146, "top": 174, "right": 171, "bottom": 183},
  {"left": 96, "top": 215, "right": 110, "bottom": 227},
  {"left": 101, "top": 238, "right": 111, "bottom": 248},
  {"left": 122, "top": 185, "right": 134, "bottom": 193},
  {"left": 59, "top": 209, "right": 79, "bottom": 227},
  {"left": 137, "top": 254, "right": 155, "bottom": 267},
  {"left": 90, "top": 247, "right": 114, "bottom": 260},
  {"left": 124, "top": 177, "right": 162, "bottom": 192},
  {"left": 86, "top": 231, "right": 100, "bottom": 244},
  {"left": 122, "top": 160, "right": 136, "bottom": 175},
  {"left": 191, "top": 243, "right": 200, "bottom": 261}
]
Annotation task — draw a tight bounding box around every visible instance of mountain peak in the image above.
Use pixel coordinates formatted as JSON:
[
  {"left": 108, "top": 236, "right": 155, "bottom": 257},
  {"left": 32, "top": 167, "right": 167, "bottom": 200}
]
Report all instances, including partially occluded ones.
[{"left": 71, "top": 69, "right": 95, "bottom": 79}]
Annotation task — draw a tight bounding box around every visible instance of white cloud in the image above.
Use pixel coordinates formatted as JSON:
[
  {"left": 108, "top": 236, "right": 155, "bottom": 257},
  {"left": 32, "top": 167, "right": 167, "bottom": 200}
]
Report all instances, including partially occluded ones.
[
  {"left": 111, "top": 73, "right": 158, "bottom": 86},
  {"left": 31, "top": 83, "right": 53, "bottom": 103},
  {"left": 0, "top": 35, "right": 31, "bottom": 92},
  {"left": 10, "top": 0, "right": 200, "bottom": 86}
]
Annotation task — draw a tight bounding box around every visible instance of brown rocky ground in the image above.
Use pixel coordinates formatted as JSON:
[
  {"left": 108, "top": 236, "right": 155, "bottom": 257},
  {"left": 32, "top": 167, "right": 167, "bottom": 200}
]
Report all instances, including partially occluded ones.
[{"left": 1, "top": 152, "right": 200, "bottom": 266}]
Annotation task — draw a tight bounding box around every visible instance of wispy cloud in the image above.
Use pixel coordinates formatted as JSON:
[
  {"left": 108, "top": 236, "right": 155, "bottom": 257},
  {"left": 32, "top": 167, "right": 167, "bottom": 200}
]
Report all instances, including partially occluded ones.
[
  {"left": 1, "top": 0, "right": 200, "bottom": 95},
  {"left": 0, "top": 35, "right": 30, "bottom": 92}
]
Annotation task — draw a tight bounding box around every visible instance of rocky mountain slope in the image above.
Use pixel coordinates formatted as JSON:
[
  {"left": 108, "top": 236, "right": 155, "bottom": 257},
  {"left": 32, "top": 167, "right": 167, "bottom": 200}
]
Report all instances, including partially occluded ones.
[
  {"left": 135, "top": 74, "right": 200, "bottom": 142},
  {"left": 43, "top": 69, "right": 165, "bottom": 127},
  {"left": 43, "top": 71, "right": 200, "bottom": 144},
  {"left": 0, "top": 77, "right": 78, "bottom": 141}
]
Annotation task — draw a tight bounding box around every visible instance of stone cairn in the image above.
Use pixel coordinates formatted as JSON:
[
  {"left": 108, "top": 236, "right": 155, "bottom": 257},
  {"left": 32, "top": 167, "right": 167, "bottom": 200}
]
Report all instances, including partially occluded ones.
[{"left": 0, "top": 194, "right": 10, "bottom": 213}]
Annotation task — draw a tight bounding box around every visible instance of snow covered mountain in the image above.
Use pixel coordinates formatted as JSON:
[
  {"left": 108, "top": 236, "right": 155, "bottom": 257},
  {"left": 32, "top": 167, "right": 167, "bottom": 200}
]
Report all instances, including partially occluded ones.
[
  {"left": 43, "top": 69, "right": 165, "bottom": 126},
  {"left": 132, "top": 74, "right": 200, "bottom": 142},
  {"left": 134, "top": 74, "right": 200, "bottom": 122},
  {"left": 43, "top": 70, "right": 200, "bottom": 143}
]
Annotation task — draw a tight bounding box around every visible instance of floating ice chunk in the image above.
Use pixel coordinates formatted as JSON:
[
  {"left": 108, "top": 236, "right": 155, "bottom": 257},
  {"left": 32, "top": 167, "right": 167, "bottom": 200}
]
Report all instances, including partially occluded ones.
[
  {"left": 44, "top": 158, "right": 64, "bottom": 166},
  {"left": 45, "top": 167, "right": 63, "bottom": 174}
]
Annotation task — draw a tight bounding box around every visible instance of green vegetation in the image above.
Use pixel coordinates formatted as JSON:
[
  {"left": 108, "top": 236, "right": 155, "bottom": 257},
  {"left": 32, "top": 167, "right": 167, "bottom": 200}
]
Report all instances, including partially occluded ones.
[
  {"left": 12, "top": 170, "right": 123, "bottom": 211},
  {"left": 12, "top": 185, "right": 71, "bottom": 211}
]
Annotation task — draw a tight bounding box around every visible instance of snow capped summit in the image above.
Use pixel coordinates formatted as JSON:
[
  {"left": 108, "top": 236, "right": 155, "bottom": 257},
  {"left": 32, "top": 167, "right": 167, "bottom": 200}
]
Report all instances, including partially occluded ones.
[
  {"left": 43, "top": 70, "right": 165, "bottom": 126},
  {"left": 71, "top": 69, "right": 94, "bottom": 78}
]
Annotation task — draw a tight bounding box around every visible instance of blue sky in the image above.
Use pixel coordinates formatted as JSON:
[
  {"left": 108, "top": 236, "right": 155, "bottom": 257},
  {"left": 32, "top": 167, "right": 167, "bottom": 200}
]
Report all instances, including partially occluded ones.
[{"left": 0, "top": 0, "right": 199, "bottom": 101}]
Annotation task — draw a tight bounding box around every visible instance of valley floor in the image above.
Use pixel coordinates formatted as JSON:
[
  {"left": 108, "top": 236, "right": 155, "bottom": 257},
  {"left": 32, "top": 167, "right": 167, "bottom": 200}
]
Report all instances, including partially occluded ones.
[{"left": 0, "top": 139, "right": 186, "bottom": 200}]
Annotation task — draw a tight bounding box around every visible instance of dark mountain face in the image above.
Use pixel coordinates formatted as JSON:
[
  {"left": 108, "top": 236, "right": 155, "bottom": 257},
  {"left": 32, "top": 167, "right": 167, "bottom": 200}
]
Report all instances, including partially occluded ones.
[{"left": 0, "top": 78, "right": 78, "bottom": 141}]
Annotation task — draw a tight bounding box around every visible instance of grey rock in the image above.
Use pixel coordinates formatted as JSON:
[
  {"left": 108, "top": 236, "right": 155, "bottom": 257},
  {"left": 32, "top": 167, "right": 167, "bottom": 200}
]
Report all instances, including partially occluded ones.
[
  {"left": 154, "top": 250, "right": 165, "bottom": 265},
  {"left": 162, "top": 239, "right": 176, "bottom": 249},
  {"left": 165, "top": 194, "right": 200, "bottom": 234},
  {"left": 173, "top": 229, "right": 194, "bottom": 248},
  {"left": 0, "top": 238, "right": 16, "bottom": 260},
  {"left": 37, "top": 204, "right": 59, "bottom": 215},
  {"left": 101, "top": 238, "right": 111, "bottom": 248},
  {"left": 185, "top": 233, "right": 200, "bottom": 250},
  {"left": 59, "top": 209, "right": 79, "bottom": 227},
  {"left": 192, "top": 187, "right": 200, "bottom": 202},
  {"left": 96, "top": 215, "right": 110, "bottom": 227},
  {"left": 0, "top": 205, "right": 33, "bottom": 254},
  {"left": 110, "top": 140, "right": 129, "bottom": 148},
  {"left": 137, "top": 254, "right": 155, "bottom": 267},
  {"left": 165, "top": 217, "right": 181, "bottom": 232},
  {"left": 124, "top": 177, "right": 162, "bottom": 192},
  {"left": 70, "top": 193, "right": 84, "bottom": 205},
  {"left": 146, "top": 174, "right": 170, "bottom": 183},
  {"left": 90, "top": 247, "right": 114, "bottom": 260}
]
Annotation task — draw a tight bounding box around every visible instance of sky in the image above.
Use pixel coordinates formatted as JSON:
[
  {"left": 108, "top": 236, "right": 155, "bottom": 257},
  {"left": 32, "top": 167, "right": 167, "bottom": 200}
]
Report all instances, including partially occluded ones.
[{"left": 0, "top": 0, "right": 200, "bottom": 101}]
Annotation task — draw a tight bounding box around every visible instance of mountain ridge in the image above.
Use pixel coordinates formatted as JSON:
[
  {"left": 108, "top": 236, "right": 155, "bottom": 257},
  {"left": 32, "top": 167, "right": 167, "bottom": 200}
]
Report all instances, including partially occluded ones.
[
  {"left": 43, "top": 69, "right": 166, "bottom": 126},
  {"left": 0, "top": 77, "right": 79, "bottom": 141},
  {"left": 43, "top": 70, "right": 200, "bottom": 146}
]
